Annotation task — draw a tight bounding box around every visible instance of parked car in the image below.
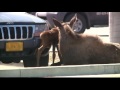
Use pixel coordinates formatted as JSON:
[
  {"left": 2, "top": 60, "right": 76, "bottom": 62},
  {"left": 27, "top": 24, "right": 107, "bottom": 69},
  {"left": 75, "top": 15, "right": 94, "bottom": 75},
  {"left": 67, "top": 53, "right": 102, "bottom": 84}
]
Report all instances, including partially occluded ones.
[
  {"left": 0, "top": 12, "right": 49, "bottom": 67},
  {"left": 36, "top": 12, "right": 109, "bottom": 33}
]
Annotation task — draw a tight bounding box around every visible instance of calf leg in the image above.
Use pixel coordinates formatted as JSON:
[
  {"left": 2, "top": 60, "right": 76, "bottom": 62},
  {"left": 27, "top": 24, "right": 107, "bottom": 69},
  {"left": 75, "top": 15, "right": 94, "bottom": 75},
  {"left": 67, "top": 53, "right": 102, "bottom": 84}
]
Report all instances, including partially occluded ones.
[{"left": 37, "top": 45, "right": 46, "bottom": 67}]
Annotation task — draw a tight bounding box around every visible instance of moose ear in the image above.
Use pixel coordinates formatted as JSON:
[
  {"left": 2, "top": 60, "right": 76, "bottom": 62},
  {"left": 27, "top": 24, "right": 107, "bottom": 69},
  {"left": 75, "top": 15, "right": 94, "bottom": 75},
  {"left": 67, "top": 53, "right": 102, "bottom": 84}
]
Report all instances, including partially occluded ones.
[
  {"left": 69, "top": 13, "right": 77, "bottom": 27},
  {"left": 53, "top": 18, "right": 63, "bottom": 28}
]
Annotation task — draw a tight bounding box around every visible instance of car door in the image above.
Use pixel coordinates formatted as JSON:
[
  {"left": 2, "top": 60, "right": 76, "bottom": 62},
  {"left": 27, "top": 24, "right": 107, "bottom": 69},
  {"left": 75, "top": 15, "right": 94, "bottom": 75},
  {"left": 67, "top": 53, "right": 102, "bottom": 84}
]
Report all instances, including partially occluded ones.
[{"left": 88, "top": 12, "right": 109, "bottom": 26}]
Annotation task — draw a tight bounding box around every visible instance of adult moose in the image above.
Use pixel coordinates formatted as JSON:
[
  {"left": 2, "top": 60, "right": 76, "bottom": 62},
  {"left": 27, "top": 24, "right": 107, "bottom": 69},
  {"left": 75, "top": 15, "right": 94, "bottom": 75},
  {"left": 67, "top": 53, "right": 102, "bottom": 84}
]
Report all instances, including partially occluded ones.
[{"left": 53, "top": 14, "right": 120, "bottom": 65}]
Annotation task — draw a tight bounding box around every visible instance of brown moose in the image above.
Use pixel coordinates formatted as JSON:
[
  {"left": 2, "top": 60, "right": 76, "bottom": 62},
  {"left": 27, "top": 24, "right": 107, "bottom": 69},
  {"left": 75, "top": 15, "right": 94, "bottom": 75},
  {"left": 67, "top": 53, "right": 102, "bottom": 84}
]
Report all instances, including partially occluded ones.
[{"left": 52, "top": 14, "right": 120, "bottom": 65}]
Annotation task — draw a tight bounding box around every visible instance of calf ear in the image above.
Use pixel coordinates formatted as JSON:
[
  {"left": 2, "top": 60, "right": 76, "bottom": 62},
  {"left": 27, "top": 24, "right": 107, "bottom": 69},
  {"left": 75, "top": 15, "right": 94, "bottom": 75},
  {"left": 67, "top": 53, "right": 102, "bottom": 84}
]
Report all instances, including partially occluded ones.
[
  {"left": 53, "top": 18, "right": 63, "bottom": 28},
  {"left": 69, "top": 13, "right": 77, "bottom": 27}
]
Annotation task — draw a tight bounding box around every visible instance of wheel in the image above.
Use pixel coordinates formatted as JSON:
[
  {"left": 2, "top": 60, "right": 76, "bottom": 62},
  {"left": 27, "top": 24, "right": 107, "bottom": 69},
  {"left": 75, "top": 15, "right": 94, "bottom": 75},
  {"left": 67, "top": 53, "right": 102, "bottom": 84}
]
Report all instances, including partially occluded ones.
[
  {"left": 1, "top": 58, "right": 20, "bottom": 63},
  {"left": 23, "top": 56, "right": 37, "bottom": 67},
  {"left": 39, "top": 54, "right": 49, "bottom": 66},
  {"left": 23, "top": 54, "right": 49, "bottom": 67},
  {"left": 2, "top": 61, "right": 12, "bottom": 63},
  {"left": 64, "top": 13, "right": 87, "bottom": 33}
]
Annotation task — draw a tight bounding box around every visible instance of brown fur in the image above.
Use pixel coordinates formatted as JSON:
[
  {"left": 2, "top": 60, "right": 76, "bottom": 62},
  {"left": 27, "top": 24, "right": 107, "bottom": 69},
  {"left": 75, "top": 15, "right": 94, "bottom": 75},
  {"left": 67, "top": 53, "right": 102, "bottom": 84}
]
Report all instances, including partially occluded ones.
[
  {"left": 53, "top": 15, "right": 120, "bottom": 65},
  {"left": 37, "top": 27, "right": 61, "bottom": 66}
]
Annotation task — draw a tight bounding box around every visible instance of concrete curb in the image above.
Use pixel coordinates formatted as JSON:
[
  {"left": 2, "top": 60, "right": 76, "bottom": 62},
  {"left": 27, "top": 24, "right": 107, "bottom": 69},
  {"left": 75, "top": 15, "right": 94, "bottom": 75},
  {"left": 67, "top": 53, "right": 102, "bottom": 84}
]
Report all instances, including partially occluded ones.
[
  {"left": 1, "top": 63, "right": 120, "bottom": 77},
  {"left": 51, "top": 74, "right": 120, "bottom": 78}
]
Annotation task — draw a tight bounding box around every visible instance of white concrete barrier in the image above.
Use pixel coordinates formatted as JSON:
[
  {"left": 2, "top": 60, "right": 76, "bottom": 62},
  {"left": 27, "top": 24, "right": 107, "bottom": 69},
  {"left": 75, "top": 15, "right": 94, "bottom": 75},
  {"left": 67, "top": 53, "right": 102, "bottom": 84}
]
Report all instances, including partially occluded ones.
[{"left": 1, "top": 63, "right": 120, "bottom": 77}]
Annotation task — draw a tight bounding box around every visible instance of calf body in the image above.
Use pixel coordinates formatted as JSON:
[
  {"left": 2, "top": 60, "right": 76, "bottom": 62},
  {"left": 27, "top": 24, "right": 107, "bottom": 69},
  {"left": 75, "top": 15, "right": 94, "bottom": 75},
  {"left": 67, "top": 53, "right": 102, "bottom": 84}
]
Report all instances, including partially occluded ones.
[{"left": 37, "top": 28, "right": 61, "bottom": 66}]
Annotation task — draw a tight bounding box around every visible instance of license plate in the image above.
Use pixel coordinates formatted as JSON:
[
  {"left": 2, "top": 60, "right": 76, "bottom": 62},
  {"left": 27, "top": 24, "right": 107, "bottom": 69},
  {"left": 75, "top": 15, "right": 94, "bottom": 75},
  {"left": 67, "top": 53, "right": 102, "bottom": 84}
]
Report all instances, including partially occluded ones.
[{"left": 6, "top": 42, "right": 23, "bottom": 52}]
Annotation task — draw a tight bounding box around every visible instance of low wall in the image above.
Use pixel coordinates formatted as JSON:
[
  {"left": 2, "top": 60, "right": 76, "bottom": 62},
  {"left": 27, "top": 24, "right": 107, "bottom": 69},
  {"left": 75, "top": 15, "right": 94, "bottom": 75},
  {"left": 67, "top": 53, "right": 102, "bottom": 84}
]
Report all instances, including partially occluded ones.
[{"left": 1, "top": 63, "right": 120, "bottom": 77}]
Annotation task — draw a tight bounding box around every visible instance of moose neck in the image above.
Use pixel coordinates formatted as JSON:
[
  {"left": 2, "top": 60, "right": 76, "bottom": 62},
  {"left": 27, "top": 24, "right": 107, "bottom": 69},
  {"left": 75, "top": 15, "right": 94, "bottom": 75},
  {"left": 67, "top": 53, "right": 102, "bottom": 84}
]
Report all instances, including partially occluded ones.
[{"left": 58, "top": 26, "right": 68, "bottom": 40}]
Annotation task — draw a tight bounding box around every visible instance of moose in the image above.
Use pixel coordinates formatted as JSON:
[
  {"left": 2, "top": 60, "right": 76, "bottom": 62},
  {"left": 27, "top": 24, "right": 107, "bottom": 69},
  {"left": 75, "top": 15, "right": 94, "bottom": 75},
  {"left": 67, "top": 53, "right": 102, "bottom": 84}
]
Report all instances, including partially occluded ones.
[
  {"left": 52, "top": 14, "right": 120, "bottom": 65},
  {"left": 36, "top": 27, "right": 58, "bottom": 66}
]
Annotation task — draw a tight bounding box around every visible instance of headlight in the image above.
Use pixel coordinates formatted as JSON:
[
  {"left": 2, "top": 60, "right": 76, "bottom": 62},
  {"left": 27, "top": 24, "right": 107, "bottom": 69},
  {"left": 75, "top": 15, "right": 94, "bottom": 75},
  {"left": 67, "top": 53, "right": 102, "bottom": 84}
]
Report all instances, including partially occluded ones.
[
  {"left": 34, "top": 24, "right": 49, "bottom": 36},
  {"left": 35, "top": 24, "right": 46, "bottom": 32}
]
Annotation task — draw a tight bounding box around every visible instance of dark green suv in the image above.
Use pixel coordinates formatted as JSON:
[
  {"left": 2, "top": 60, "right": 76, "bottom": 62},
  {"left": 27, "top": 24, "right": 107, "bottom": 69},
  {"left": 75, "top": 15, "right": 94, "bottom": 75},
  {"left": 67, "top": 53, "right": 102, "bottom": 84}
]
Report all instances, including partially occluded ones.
[{"left": 0, "top": 12, "right": 49, "bottom": 67}]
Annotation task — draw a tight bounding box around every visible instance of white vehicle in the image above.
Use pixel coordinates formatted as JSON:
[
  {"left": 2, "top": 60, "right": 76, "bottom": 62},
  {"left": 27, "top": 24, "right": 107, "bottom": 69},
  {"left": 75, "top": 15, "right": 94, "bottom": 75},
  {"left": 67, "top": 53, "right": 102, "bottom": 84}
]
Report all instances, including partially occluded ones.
[{"left": 35, "top": 12, "right": 108, "bottom": 33}]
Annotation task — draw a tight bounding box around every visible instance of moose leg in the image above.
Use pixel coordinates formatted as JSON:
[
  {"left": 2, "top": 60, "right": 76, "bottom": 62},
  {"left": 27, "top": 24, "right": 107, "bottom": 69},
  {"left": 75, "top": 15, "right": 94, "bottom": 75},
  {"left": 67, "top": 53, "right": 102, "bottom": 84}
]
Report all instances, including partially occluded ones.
[
  {"left": 37, "top": 45, "right": 45, "bottom": 67},
  {"left": 52, "top": 44, "right": 56, "bottom": 64},
  {"left": 56, "top": 45, "right": 63, "bottom": 64}
]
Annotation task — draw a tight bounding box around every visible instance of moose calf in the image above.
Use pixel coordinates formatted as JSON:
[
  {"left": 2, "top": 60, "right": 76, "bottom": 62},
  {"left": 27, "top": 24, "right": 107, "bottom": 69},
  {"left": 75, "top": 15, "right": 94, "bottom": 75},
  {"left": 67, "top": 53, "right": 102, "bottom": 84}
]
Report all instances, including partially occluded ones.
[{"left": 37, "top": 27, "right": 62, "bottom": 67}]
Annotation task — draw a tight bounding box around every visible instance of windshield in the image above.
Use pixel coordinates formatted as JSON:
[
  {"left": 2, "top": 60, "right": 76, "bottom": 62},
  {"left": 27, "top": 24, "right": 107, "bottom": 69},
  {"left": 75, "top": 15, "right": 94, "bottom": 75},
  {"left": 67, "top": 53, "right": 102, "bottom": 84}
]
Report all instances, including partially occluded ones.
[
  {"left": 0, "top": 12, "right": 26, "bottom": 13},
  {"left": 0, "top": 12, "right": 46, "bottom": 23}
]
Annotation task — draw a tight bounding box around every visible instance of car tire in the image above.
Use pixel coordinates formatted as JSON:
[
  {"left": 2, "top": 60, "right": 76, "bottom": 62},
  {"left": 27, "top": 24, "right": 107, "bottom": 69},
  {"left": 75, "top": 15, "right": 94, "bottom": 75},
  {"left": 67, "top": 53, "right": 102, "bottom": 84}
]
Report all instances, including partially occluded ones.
[
  {"left": 23, "top": 56, "right": 37, "bottom": 67},
  {"left": 23, "top": 54, "right": 49, "bottom": 67},
  {"left": 39, "top": 54, "right": 49, "bottom": 66},
  {"left": 64, "top": 13, "right": 87, "bottom": 33}
]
